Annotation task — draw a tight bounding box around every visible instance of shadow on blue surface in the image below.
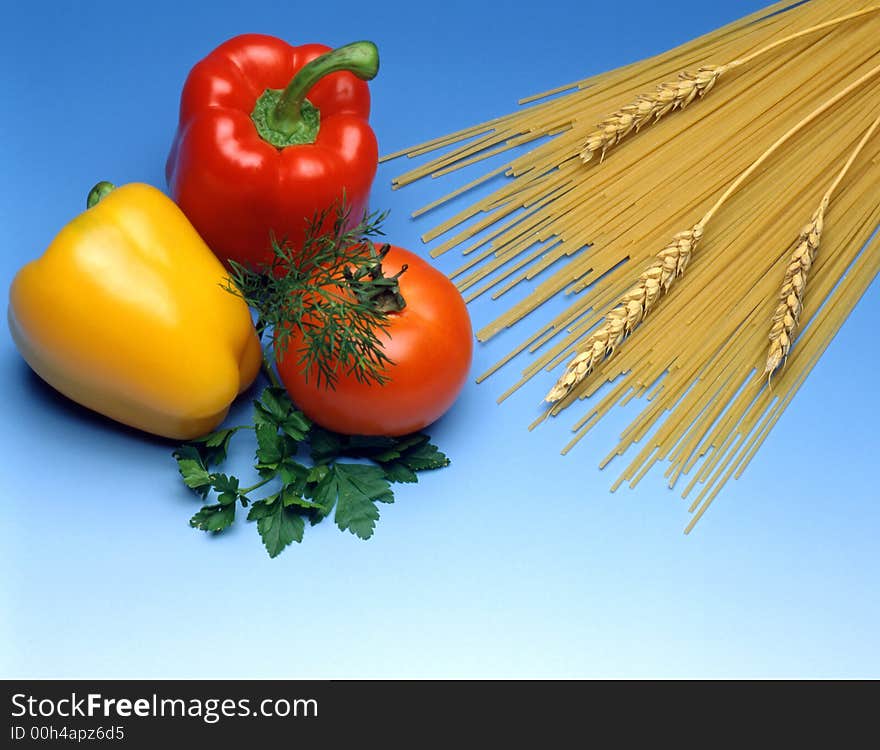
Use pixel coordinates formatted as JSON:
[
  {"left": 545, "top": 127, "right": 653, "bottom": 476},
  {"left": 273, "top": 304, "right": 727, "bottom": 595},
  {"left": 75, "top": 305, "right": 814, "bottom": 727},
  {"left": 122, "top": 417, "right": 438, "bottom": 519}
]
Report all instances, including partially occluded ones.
[{"left": 9, "top": 354, "right": 180, "bottom": 449}]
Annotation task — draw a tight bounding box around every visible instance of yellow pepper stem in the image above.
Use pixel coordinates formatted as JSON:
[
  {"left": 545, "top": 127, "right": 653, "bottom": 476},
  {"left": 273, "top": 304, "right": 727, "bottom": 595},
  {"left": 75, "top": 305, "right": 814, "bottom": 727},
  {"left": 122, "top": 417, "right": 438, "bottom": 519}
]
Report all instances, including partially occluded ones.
[{"left": 87, "top": 181, "right": 116, "bottom": 209}]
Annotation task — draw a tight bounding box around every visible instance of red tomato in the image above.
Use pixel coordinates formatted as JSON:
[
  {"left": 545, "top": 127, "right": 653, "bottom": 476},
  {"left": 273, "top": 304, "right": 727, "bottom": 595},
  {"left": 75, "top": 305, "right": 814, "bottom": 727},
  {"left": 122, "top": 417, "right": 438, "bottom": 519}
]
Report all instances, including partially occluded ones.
[{"left": 276, "top": 244, "right": 473, "bottom": 436}]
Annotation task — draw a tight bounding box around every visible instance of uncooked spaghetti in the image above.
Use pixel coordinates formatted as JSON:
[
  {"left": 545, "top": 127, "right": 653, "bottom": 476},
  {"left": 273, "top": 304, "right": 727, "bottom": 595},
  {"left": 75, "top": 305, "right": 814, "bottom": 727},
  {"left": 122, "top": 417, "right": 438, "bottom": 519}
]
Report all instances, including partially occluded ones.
[{"left": 385, "top": 0, "right": 880, "bottom": 530}]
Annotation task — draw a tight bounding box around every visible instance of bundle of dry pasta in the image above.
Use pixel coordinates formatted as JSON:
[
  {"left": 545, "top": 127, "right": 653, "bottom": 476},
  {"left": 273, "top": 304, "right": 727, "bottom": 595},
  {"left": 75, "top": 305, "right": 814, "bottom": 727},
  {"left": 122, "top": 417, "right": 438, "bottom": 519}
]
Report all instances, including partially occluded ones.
[{"left": 384, "top": 0, "right": 880, "bottom": 530}]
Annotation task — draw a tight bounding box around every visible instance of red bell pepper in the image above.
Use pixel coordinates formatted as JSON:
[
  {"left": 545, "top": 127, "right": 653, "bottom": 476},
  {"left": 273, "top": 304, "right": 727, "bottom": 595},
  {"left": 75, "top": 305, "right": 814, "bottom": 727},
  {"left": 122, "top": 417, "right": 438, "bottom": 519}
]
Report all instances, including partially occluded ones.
[{"left": 166, "top": 35, "right": 379, "bottom": 269}]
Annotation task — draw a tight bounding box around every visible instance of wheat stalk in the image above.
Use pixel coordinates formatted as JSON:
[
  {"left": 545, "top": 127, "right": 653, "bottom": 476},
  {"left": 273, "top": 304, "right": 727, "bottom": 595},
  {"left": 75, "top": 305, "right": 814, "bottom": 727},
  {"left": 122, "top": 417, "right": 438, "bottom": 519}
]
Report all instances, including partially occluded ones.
[
  {"left": 579, "top": 6, "right": 880, "bottom": 164},
  {"left": 545, "top": 227, "right": 702, "bottom": 402},
  {"left": 764, "top": 110, "right": 880, "bottom": 378},
  {"left": 580, "top": 66, "right": 724, "bottom": 163},
  {"left": 765, "top": 203, "right": 826, "bottom": 377},
  {"left": 548, "top": 64, "right": 880, "bottom": 405}
]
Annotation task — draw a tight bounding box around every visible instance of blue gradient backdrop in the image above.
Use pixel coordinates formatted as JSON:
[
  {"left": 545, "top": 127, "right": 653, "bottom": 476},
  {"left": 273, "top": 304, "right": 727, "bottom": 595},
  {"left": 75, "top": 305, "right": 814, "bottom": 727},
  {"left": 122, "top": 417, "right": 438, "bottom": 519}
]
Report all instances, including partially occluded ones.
[{"left": 2, "top": 0, "right": 878, "bottom": 678}]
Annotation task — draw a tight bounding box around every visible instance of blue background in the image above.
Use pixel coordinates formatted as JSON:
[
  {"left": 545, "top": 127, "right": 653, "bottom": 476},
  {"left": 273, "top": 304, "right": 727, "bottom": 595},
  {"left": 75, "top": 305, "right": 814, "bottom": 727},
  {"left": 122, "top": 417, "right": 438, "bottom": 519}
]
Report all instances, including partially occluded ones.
[{"left": 2, "top": 0, "right": 878, "bottom": 678}]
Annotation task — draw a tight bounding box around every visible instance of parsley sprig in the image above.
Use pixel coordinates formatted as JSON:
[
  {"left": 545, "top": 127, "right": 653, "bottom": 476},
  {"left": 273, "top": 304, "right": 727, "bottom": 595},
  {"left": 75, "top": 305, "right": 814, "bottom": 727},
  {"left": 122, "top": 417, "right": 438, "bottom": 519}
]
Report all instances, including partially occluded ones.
[
  {"left": 173, "top": 386, "right": 450, "bottom": 558},
  {"left": 224, "top": 204, "right": 402, "bottom": 389}
]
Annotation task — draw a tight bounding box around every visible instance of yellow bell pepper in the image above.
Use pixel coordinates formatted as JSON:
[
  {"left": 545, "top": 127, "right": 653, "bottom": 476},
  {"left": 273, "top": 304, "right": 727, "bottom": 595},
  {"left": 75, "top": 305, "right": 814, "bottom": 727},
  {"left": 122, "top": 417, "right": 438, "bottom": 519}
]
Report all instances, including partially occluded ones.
[{"left": 8, "top": 182, "right": 262, "bottom": 440}]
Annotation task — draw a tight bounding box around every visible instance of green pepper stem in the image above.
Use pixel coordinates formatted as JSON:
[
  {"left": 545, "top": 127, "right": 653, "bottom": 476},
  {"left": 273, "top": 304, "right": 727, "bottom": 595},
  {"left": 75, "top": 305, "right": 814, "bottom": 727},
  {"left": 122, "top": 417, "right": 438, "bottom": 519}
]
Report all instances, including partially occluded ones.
[
  {"left": 268, "top": 41, "right": 379, "bottom": 135},
  {"left": 87, "top": 181, "right": 116, "bottom": 208}
]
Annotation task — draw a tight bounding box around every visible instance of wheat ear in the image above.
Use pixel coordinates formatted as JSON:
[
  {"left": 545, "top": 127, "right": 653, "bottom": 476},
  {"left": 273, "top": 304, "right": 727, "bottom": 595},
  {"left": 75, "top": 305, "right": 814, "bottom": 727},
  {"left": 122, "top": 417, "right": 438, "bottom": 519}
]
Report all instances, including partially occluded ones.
[
  {"left": 579, "top": 6, "right": 880, "bottom": 164},
  {"left": 765, "top": 203, "right": 826, "bottom": 377},
  {"left": 548, "top": 64, "right": 880, "bottom": 404},
  {"left": 765, "top": 111, "right": 880, "bottom": 378},
  {"left": 580, "top": 66, "right": 724, "bottom": 163},
  {"left": 545, "top": 227, "right": 702, "bottom": 402}
]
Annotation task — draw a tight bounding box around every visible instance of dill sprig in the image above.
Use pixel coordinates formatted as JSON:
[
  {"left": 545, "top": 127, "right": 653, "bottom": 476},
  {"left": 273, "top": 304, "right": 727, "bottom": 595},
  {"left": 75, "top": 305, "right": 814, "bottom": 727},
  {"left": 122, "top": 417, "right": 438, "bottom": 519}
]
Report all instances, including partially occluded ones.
[{"left": 225, "top": 203, "right": 403, "bottom": 389}]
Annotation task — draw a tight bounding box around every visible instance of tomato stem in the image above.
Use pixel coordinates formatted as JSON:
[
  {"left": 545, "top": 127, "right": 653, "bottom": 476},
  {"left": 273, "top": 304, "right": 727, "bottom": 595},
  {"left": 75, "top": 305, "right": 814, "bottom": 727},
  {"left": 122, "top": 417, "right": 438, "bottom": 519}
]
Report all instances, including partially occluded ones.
[{"left": 344, "top": 243, "right": 407, "bottom": 314}]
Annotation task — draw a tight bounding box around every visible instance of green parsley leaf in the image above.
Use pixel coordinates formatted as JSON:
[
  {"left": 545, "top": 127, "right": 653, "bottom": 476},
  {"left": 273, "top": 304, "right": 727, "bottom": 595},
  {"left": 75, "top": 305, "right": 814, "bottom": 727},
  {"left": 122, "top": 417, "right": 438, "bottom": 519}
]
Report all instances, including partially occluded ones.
[
  {"left": 189, "top": 427, "right": 236, "bottom": 466},
  {"left": 309, "top": 428, "right": 344, "bottom": 464},
  {"left": 173, "top": 445, "right": 213, "bottom": 498},
  {"left": 253, "top": 387, "right": 291, "bottom": 427},
  {"left": 281, "top": 410, "right": 311, "bottom": 443},
  {"left": 190, "top": 503, "right": 235, "bottom": 532},
  {"left": 307, "top": 463, "right": 393, "bottom": 540},
  {"left": 395, "top": 440, "right": 451, "bottom": 471},
  {"left": 310, "top": 430, "right": 428, "bottom": 464},
  {"left": 281, "top": 485, "right": 322, "bottom": 511},
  {"left": 305, "top": 469, "right": 338, "bottom": 519},
  {"left": 255, "top": 423, "right": 284, "bottom": 469},
  {"left": 254, "top": 387, "right": 312, "bottom": 442},
  {"left": 279, "top": 460, "right": 311, "bottom": 495},
  {"left": 373, "top": 436, "right": 450, "bottom": 483},
  {"left": 382, "top": 462, "right": 419, "bottom": 484},
  {"left": 247, "top": 498, "right": 304, "bottom": 558},
  {"left": 211, "top": 474, "right": 240, "bottom": 506},
  {"left": 370, "top": 434, "right": 425, "bottom": 463},
  {"left": 347, "top": 434, "right": 399, "bottom": 455}
]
